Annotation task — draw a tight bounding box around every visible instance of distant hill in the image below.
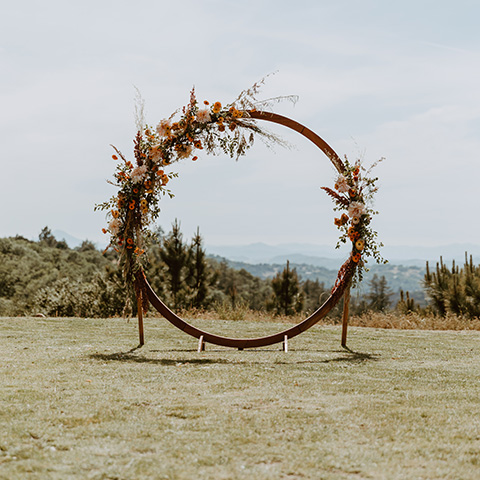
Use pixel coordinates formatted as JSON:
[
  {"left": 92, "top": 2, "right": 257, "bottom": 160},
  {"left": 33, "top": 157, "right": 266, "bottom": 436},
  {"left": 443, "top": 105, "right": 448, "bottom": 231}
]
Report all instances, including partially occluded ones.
[
  {"left": 206, "top": 242, "right": 480, "bottom": 268},
  {"left": 210, "top": 255, "right": 426, "bottom": 302}
]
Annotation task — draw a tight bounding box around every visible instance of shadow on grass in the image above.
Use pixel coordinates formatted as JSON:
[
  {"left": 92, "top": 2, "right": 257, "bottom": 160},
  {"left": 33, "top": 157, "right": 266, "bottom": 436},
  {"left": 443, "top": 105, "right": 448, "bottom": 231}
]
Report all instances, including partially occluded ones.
[
  {"left": 89, "top": 345, "right": 378, "bottom": 366},
  {"left": 89, "top": 351, "right": 230, "bottom": 366}
]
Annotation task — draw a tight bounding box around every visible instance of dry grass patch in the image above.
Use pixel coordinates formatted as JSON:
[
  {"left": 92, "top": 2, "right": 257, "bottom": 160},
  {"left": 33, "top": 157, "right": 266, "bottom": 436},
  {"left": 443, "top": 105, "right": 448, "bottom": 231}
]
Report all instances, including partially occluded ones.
[{"left": 1, "top": 316, "right": 480, "bottom": 479}]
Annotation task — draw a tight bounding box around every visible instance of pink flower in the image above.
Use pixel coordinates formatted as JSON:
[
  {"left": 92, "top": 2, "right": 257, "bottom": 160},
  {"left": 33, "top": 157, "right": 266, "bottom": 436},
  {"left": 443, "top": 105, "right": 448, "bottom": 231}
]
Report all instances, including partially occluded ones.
[
  {"left": 156, "top": 119, "right": 171, "bottom": 137},
  {"left": 108, "top": 218, "right": 121, "bottom": 236},
  {"left": 149, "top": 144, "right": 162, "bottom": 162},
  {"left": 196, "top": 109, "right": 211, "bottom": 124},
  {"left": 335, "top": 175, "right": 349, "bottom": 193},
  {"left": 348, "top": 201, "right": 366, "bottom": 218},
  {"left": 131, "top": 165, "right": 148, "bottom": 183}
]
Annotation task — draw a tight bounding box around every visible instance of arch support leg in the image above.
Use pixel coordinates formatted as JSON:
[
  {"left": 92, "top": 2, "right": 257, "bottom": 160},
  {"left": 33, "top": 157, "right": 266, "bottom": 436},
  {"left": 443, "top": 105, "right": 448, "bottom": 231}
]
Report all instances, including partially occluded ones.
[
  {"left": 137, "top": 292, "right": 145, "bottom": 346},
  {"left": 341, "top": 286, "right": 351, "bottom": 348}
]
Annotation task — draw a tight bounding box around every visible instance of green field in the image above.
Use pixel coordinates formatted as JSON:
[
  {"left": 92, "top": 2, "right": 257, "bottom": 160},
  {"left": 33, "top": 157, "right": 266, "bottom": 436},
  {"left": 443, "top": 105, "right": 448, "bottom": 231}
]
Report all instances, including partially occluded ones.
[{"left": 1, "top": 316, "right": 480, "bottom": 479}]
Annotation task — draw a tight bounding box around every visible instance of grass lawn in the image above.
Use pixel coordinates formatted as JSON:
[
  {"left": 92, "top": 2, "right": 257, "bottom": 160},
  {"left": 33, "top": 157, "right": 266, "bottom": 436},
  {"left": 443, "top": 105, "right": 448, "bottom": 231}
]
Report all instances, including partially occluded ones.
[{"left": 1, "top": 315, "right": 480, "bottom": 479}]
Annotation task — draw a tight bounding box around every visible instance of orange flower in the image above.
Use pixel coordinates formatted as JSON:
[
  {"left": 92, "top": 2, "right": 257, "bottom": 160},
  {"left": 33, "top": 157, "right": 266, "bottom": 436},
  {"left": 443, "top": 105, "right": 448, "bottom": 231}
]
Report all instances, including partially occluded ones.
[
  {"left": 334, "top": 214, "right": 349, "bottom": 227},
  {"left": 126, "top": 161, "right": 133, "bottom": 169},
  {"left": 112, "top": 154, "right": 118, "bottom": 160},
  {"left": 194, "top": 140, "right": 203, "bottom": 149},
  {"left": 157, "top": 169, "right": 164, "bottom": 176},
  {"left": 192, "top": 156, "right": 198, "bottom": 161},
  {"left": 161, "top": 174, "right": 169, "bottom": 185},
  {"left": 229, "top": 122, "right": 236, "bottom": 131},
  {"left": 212, "top": 101, "right": 222, "bottom": 114},
  {"left": 112, "top": 210, "right": 120, "bottom": 218},
  {"left": 127, "top": 238, "right": 134, "bottom": 245},
  {"left": 349, "top": 188, "right": 356, "bottom": 198},
  {"left": 355, "top": 239, "right": 365, "bottom": 251},
  {"left": 204, "top": 100, "right": 209, "bottom": 105},
  {"left": 129, "top": 204, "right": 135, "bottom": 210},
  {"left": 352, "top": 253, "right": 361, "bottom": 263},
  {"left": 348, "top": 226, "right": 360, "bottom": 241},
  {"left": 102, "top": 228, "right": 107, "bottom": 234},
  {"left": 133, "top": 188, "right": 139, "bottom": 194},
  {"left": 218, "top": 124, "right": 225, "bottom": 132}
]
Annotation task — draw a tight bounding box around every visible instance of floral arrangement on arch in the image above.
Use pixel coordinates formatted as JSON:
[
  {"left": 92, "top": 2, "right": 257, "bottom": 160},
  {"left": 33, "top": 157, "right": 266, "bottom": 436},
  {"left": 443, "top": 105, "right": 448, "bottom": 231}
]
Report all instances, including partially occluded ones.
[
  {"left": 322, "top": 156, "right": 386, "bottom": 285},
  {"left": 95, "top": 79, "right": 295, "bottom": 293}
]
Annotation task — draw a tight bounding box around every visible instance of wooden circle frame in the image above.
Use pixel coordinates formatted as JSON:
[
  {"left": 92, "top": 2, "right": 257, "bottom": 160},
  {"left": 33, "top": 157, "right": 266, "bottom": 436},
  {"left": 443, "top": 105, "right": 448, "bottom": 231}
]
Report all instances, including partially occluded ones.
[{"left": 135, "top": 111, "right": 356, "bottom": 349}]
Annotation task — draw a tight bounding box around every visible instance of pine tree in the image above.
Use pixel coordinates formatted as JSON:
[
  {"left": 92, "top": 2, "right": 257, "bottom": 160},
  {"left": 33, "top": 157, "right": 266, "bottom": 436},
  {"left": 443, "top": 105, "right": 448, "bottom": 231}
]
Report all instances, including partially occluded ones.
[
  {"left": 186, "top": 227, "right": 210, "bottom": 309},
  {"left": 159, "top": 219, "right": 188, "bottom": 310},
  {"left": 367, "top": 274, "right": 393, "bottom": 312},
  {"left": 271, "top": 260, "right": 304, "bottom": 315}
]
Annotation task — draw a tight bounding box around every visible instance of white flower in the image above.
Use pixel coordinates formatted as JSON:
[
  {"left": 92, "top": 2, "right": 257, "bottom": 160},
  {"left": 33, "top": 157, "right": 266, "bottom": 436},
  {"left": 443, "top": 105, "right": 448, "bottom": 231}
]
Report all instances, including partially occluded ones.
[
  {"left": 108, "top": 218, "right": 121, "bottom": 236},
  {"left": 130, "top": 165, "right": 148, "bottom": 183},
  {"left": 156, "top": 119, "right": 171, "bottom": 137},
  {"left": 348, "top": 201, "right": 366, "bottom": 218},
  {"left": 196, "top": 109, "right": 211, "bottom": 124},
  {"left": 335, "top": 175, "right": 349, "bottom": 193}
]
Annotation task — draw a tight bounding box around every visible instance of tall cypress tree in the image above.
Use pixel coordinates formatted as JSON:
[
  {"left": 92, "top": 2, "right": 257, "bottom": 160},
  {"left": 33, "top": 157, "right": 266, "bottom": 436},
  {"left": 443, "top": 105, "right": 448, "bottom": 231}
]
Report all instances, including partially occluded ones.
[
  {"left": 186, "top": 227, "right": 210, "bottom": 309},
  {"left": 160, "top": 219, "right": 187, "bottom": 310},
  {"left": 271, "top": 260, "right": 304, "bottom": 315},
  {"left": 367, "top": 274, "right": 393, "bottom": 312}
]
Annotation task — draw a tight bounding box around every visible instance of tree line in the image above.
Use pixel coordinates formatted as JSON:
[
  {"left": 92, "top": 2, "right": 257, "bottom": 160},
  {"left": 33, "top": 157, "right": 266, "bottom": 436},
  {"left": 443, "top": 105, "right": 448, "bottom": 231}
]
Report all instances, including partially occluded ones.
[{"left": 1, "top": 224, "right": 478, "bottom": 320}]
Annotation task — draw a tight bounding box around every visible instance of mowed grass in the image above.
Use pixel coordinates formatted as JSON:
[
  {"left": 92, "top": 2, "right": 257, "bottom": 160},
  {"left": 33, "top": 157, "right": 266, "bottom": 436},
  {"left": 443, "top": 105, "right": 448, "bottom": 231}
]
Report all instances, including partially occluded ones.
[{"left": 1, "top": 316, "right": 480, "bottom": 479}]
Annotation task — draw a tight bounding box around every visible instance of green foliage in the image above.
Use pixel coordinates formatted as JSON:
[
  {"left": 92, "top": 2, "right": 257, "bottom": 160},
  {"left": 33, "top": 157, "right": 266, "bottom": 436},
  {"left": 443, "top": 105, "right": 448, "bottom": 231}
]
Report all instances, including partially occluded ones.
[
  {"left": 158, "top": 219, "right": 188, "bottom": 310},
  {"left": 366, "top": 274, "right": 393, "bottom": 312},
  {"left": 0, "top": 228, "right": 124, "bottom": 317},
  {"left": 208, "top": 259, "right": 273, "bottom": 311},
  {"left": 424, "top": 253, "right": 480, "bottom": 318},
  {"left": 270, "top": 260, "right": 304, "bottom": 316},
  {"left": 302, "top": 279, "right": 329, "bottom": 315},
  {"left": 397, "top": 289, "right": 417, "bottom": 314},
  {"left": 185, "top": 227, "right": 211, "bottom": 309}
]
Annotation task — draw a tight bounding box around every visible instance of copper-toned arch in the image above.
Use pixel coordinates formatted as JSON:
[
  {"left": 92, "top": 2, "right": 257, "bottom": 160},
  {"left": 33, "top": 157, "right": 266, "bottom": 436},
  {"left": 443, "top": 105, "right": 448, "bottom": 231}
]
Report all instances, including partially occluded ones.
[{"left": 137, "top": 110, "right": 355, "bottom": 349}]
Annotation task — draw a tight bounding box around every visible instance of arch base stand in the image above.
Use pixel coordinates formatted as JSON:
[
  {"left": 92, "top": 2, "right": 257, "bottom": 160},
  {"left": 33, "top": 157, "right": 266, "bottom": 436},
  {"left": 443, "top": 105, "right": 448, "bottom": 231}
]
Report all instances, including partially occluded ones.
[{"left": 135, "top": 263, "right": 353, "bottom": 350}]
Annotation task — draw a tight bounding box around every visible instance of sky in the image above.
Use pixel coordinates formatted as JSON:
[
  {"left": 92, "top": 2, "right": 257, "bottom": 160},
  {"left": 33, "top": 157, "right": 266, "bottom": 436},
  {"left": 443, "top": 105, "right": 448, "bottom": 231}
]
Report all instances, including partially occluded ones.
[{"left": 1, "top": 0, "right": 480, "bottom": 251}]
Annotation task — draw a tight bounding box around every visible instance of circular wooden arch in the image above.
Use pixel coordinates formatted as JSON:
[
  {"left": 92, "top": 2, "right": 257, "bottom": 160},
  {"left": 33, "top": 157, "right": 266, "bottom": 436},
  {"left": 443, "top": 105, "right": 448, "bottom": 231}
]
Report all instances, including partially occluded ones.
[{"left": 136, "top": 110, "right": 355, "bottom": 349}]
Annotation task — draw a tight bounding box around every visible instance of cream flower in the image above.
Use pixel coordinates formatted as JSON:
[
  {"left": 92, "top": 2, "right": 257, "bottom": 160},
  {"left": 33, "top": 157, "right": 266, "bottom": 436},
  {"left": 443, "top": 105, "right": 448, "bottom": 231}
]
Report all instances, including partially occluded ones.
[
  {"left": 196, "top": 109, "right": 211, "bottom": 124},
  {"left": 130, "top": 165, "right": 148, "bottom": 183},
  {"left": 348, "top": 201, "right": 366, "bottom": 218},
  {"left": 149, "top": 144, "right": 162, "bottom": 162},
  {"left": 156, "top": 119, "right": 172, "bottom": 137},
  {"left": 108, "top": 218, "right": 121, "bottom": 236},
  {"left": 335, "top": 175, "right": 349, "bottom": 193}
]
